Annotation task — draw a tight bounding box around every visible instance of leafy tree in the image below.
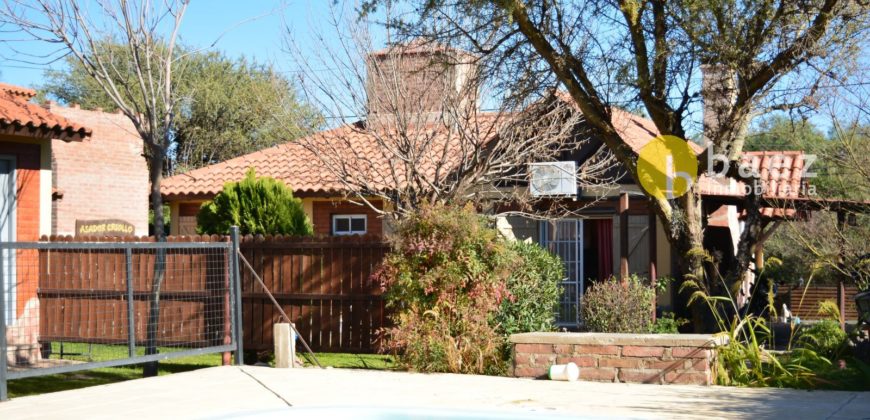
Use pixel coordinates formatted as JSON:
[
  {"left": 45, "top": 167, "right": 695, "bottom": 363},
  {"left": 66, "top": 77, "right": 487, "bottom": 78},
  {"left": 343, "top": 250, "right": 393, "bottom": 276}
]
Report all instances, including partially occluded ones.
[
  {"left": 361, "top": 0, "right": 869, "bottom": 329},
  {"left": 197, "top": 169, "right": 313, "bottom": 236},
  {"left": 746, "top": 116, "right": 827, "bottom": 153},
  {"left": 40, "top": 42, "right": 322, "bottom": 173}
]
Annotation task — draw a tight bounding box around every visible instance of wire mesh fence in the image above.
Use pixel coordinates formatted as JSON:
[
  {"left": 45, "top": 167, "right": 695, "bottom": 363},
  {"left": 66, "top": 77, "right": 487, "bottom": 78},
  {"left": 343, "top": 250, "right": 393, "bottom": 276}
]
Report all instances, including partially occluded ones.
[{"left": 0, "top": 233, "right": 243, "bottom": 401}]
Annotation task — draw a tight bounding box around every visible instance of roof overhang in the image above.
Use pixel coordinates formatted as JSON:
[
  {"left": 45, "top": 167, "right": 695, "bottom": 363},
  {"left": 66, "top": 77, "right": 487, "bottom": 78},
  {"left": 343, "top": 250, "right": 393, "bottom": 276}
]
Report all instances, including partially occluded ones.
[
  {"left": 702, "top": 193, "right": 870, "bottom": 215},
  {"left": 0, "top": 120, "right": 90, "bottom": 142}
]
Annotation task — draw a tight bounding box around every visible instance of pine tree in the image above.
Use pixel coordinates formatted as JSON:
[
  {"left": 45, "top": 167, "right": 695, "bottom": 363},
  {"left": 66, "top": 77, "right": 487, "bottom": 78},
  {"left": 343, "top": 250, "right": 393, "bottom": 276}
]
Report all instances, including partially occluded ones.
[{"left": 197, "top": 168, "right": 313, "bottom": 235}]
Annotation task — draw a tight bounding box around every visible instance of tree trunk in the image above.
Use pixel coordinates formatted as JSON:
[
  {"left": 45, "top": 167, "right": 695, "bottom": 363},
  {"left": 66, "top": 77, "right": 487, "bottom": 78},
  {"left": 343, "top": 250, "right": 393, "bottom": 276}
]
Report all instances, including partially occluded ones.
[
  {"left": 143, "top": 149, "right": 166, "bottom": 377},
  {"left": 679, "top": 188, "right": 713, "bottom": 332}
]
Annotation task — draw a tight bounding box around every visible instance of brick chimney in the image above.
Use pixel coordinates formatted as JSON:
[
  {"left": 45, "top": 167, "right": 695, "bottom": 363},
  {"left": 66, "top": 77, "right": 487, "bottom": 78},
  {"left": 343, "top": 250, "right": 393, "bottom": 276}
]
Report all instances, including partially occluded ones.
[
  {"left": 700, "top": 64, "right": 736, "bottom": 146},
  {"left": 365, "top": 40, "right": 478, "bottom": 120}
]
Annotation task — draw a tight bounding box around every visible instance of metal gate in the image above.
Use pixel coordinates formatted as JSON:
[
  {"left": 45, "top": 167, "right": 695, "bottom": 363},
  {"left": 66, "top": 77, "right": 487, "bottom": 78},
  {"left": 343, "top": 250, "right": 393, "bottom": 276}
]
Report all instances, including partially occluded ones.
[
  {"left": 0, "top": 229, "right": 245, "bottom": 401},
  {"left": 540, "top": 220, "right": 584, "bottom": 327}
]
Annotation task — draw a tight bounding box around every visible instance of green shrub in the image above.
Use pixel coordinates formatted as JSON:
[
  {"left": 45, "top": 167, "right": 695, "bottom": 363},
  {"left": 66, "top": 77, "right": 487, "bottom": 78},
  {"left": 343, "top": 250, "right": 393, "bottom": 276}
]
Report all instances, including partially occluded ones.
[
  {"left": 650, "top": 312, "right": 688, "bottom": 334},
  {"left": 378, "top": 204, "right": 514, "bottom": 375},
  {"left": 494, "top": 241, "right": 563, "bottom": 337},
  {"left": 798, "top": 320, "right": 847, "bottom": 360},
  {"left": 582, "top": 274, "right": 655, "bottom": 333},
  {"left": 197, "top": 168, "right": 313, "bottom": 235}
]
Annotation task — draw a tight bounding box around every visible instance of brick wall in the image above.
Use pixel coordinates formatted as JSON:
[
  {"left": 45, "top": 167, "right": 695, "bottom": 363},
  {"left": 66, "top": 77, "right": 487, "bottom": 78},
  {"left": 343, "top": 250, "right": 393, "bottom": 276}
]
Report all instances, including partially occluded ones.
[
  {"left": 366, "top": 50, "right": 477, "bottom": 117},
  {"left": 311, "top": 199, "right": 383, "bottom": 236},
  {"left": 511, "top": 332, "right": 723, "bottom": 386},
  {"left": 47, "top": 104, "right": 149, "bottom": 236}
]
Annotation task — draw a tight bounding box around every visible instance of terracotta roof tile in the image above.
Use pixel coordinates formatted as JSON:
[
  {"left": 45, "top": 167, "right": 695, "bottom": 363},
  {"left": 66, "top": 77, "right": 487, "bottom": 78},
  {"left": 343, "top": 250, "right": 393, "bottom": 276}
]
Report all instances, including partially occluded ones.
[
  {"left": 162, "top": 117, "right": 500, "bottom": 199},
  {"left": 0, "top": 82, "right": 37, "bottom": 98},
  {"left": 162, "top": 94, "right": 806, "bottom": 217},
  {"left": 699, "top": 150, "right": 805, "bottom": 218},
  {"left": 0, "top": 84, "right": 91, "bottom": 141}
]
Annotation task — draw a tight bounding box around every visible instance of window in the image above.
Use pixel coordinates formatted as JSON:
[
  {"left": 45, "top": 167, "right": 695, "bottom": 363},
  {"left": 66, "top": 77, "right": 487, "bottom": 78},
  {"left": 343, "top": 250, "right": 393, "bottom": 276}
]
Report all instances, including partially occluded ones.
[{"left": 332, "top": 214, "right": 367, "bottom": 235}]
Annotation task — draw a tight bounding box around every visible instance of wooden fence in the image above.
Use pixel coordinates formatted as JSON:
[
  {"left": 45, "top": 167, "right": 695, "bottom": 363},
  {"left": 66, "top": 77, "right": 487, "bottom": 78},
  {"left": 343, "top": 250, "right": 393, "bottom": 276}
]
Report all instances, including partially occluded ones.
[
  {"left": 238, "top": 235, "right": 389, "bottom": 353},
  {"left": 786, "top": 285, "right": 860, "bottom": 321},
  {"left": 36, "top": 234, "right": 388, "bottom": 353},
  {"left": 36, "top": 235, "right": 232, "bottom": 348}
]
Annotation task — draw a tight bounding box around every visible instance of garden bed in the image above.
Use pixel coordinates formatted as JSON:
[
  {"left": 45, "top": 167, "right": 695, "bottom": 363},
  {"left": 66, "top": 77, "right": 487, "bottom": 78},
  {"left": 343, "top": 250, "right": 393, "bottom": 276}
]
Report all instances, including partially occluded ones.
[{"left": 510, "top": 332, "right": 726, "bottom": 385}]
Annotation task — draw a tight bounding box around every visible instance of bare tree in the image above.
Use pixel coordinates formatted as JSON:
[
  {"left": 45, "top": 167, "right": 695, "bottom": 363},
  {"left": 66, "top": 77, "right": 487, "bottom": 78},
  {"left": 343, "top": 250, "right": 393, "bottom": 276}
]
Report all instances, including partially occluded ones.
[
  {"left": 1, "top": 0, "right": 190, "bottom": 376},
  {"left": 283, "top": 5, "right": 620, "bottom": 222},
  {"left": 357, "top": 0, "right": 870, "bottom": 326}
]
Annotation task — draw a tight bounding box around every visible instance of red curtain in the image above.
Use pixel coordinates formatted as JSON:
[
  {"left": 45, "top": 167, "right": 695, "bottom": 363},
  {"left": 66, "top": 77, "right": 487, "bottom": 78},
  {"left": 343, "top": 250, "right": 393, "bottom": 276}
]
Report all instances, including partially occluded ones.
[{"left": 596, "top": 219, "right": 613, "bottom": 280}]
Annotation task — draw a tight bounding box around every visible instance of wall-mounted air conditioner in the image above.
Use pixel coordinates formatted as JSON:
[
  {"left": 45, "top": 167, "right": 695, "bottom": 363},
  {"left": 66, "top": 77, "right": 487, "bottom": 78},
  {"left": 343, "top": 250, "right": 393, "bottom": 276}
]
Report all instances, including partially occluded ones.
[{"left": 529, "top": 161, "right": 578, "bottom": 197}]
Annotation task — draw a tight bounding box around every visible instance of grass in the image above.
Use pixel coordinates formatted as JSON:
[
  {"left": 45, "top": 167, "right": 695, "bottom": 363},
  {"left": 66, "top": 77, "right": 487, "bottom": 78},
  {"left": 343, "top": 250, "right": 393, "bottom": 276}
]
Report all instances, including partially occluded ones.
[
  {"left": 299, "top": 352, "right": 397, "bottom": 370},
  {"left": 8, "top": 342, "right": 398, "bottom": 398},
  {"left": 7, "top": 342, "right": 223, "bottom": 398}
]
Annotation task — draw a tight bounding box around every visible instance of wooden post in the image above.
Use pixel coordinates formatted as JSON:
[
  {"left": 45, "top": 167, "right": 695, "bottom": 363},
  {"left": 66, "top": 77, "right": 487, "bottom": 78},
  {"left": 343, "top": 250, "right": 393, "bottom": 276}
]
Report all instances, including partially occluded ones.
[
  {"left": 837, "top": 211, "right": 847, "bottom": 331},
  {"left": 649, "top": 209, "right": 658, "bottom": 321},
  {"left": 619, "top": 193, "right": 630, "bottom": 280},
  {"left": 222, "top": 237, "right": 232, "bottom": 366},
  {"left": 274, "top": 322, "right": 296, "bottom": 368}
]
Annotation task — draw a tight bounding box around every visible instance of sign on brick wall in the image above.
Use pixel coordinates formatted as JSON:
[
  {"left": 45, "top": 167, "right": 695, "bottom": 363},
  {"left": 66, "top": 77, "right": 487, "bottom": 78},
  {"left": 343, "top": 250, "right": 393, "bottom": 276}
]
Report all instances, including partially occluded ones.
[{"left": 75, "top": 219, "right": 135, "bottom": 236}]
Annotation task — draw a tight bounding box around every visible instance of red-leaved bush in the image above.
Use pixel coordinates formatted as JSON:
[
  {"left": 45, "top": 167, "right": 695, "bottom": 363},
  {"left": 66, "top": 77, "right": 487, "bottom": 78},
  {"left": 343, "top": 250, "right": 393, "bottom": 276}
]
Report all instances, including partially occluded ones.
[{"left": 377, "top": 204, "right": 515, "bottom": 374}]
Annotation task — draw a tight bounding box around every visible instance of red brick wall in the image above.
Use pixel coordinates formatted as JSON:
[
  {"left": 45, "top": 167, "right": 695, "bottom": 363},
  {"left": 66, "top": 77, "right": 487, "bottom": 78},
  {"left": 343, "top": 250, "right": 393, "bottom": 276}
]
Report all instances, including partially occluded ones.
[
  {"left": 0, "top": 139, "right": 41, "bottom": 316},
  {"left": 312, "top": 200, "right": 383, "bottom": 236},
  {"left": 47, "top": 104, "right": 149, "bottom": 235},
  {"left": 512, "top": 335, "right": 718, "bottom": 385},
  {"left": 366, "top": 51, "right": 477, "bottom": 116}
]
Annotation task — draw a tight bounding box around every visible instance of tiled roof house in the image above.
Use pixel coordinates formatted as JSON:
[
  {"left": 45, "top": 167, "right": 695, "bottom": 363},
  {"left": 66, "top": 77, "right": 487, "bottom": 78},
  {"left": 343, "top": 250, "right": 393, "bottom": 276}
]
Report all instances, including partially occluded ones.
[
  {"left": 1, "top": 82, "right": 150, "bottom": 325},
  {"left": 1, "top": 83, "right": 89, "bottom": 323},
  {"left": 160, "top": 44, "right": 810, "bottom": 325}
]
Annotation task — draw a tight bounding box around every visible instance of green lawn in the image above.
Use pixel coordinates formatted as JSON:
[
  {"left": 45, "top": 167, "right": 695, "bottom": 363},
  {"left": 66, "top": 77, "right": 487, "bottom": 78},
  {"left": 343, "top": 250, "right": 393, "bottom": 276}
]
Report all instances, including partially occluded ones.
[
  {"left": 8, "top": 342, "right": 224, "bottom": 398},
  {"left": 8, "top": 342, "right": 397, "bottom": 398},
  {"left": 300, "top": 352, "right": 397, "bottom": 370}
]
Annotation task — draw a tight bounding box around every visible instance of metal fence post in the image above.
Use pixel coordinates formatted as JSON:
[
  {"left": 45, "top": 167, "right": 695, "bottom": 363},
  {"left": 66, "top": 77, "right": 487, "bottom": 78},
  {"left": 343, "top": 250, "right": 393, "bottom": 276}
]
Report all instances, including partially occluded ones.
[
  {"left": 0, "top": 247, "right": 8, "bottom": 401},
  {"left": 230, "top": 226, "right": 244, "bottom": 365},
  {"left": 125, "top": 248, "right": 136, "bottom": 358}
]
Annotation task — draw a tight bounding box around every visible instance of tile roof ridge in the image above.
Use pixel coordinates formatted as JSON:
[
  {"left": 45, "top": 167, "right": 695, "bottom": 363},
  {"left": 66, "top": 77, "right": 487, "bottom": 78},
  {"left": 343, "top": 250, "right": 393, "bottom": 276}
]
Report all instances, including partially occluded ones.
[{"left": 0, "top": 82, "right": 37, "bottom": 98}]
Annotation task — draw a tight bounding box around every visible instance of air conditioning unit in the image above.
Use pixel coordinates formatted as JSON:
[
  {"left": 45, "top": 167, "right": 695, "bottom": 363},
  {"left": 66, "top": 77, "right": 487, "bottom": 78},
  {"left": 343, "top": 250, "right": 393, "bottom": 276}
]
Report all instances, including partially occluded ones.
[{"left": 529, "top": 161, "right": 578, "bottom": 197}]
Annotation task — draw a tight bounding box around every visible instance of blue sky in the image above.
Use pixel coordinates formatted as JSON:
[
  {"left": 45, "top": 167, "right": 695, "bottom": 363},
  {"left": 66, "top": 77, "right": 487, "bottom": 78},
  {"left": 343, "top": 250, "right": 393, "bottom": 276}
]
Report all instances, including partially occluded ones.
[
  {"left": 0, "top": 1, "right": 378, "bottom": 89},
  {"left": 0, "top": 1, "right": 856, "bottom": 136}
]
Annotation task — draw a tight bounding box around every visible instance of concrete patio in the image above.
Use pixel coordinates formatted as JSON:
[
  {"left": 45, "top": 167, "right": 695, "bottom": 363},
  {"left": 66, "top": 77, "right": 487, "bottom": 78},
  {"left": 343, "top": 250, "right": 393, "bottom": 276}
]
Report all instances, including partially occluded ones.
[{"left": 1, "top": 366, "right": 867, "bottom": 419}]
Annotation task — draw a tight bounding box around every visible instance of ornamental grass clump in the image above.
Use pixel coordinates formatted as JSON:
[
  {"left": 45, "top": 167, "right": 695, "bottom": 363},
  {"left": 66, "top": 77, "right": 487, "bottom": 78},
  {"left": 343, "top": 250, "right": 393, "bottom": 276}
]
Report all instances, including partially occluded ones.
[
  {"left": 682, "top": 255, "right": 870, "bottom": 390},
  {"left": 377, "top": 204, "right": 563, "bottom": 375}
]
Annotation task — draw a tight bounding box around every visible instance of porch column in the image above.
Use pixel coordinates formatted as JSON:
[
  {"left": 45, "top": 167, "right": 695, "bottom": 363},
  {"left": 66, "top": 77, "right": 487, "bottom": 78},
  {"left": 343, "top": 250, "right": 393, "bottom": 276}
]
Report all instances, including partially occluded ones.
[
  {"left": 649, "top": 208, "right": 658, "bottom": 321},
  {"left": 619, "top": 193, "right": 629, "bottom": 280}
]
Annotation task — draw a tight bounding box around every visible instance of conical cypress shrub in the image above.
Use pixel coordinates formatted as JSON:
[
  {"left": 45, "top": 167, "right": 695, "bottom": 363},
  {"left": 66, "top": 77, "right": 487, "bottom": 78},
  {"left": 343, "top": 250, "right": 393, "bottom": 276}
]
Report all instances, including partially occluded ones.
[{"left": 197, "top": 168, "right": 313, "bottom": 235}]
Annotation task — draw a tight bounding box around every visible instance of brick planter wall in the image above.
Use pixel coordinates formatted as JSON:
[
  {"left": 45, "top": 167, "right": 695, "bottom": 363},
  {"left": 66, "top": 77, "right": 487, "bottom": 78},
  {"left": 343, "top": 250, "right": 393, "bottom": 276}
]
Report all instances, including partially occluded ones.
[{"left": 511, "top": 333, "right": 725, "bottom": 386}]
